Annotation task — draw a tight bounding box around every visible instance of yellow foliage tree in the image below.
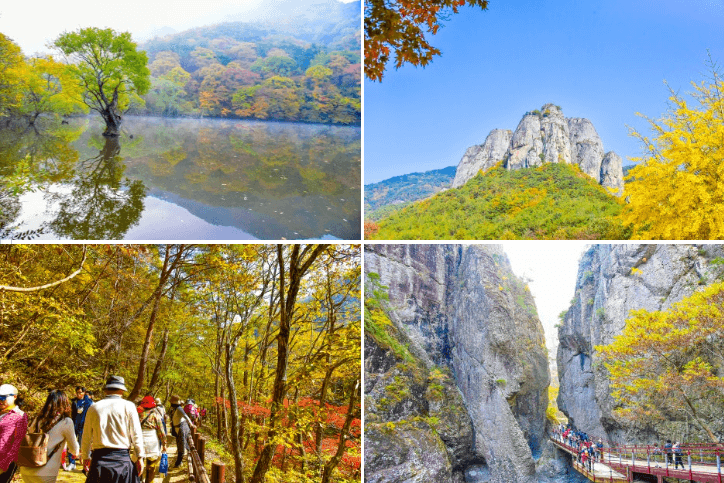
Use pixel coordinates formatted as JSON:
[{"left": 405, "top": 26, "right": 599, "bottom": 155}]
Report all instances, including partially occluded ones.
[
  {"left": 596, "top": 281, "right": 724, "bottom": 442},
  {"left": 14, "top": 56, "right": 88, "bottom": 124},
  {"left": 621, "top": 59, "right": 724, "bottom": 239},
  {"left": 0, "top": 33, "right": 24, "bottom": 116}
]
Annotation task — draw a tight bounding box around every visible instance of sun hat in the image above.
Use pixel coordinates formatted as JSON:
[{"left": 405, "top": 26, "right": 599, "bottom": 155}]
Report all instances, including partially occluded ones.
[
  {"left": 104, "top": 375, "right": 127, "bottom": 391},
  {"left": 140, "top": 395, "right": 156, "bottom": 409},
  {"left": 0, "top": 384, "right": 17, "bottom": 396}
]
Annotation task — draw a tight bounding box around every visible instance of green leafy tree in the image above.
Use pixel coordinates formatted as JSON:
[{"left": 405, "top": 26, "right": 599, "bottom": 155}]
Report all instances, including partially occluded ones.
[
  {"left": 250, "top": 56, "right": 298, "bottom": 78},
  {"left": 597, "top": 282, "right": 724, "bottom": 443},
  {"left": 365, "top": 0, "right": 489, "bottom": 81},
  {"left": 53, "top": 28, "right": 150, "bottom": 136}
]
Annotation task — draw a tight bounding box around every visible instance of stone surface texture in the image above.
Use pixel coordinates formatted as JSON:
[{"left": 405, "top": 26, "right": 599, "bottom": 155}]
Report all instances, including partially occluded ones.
[
  {"left": 600, "top": 152, "right": 624, "bottom": 195},
  {"left": 452, "top": 104, "right": 624, "bottom": 194},
  {"left": 452, "top": 129, "right": 513, "bottom": 188},
  {"left": 556, "top": 244, "right": 724, "bottom": 442},
  {"left": 365, "top": 244, "right": 551, "bottom": 483}
]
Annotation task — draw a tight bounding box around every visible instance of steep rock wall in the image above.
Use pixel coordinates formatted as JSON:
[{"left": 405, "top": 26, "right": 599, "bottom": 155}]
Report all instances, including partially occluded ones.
[
  {"left": 365, "top": 244, "right": 550, "bottom": 483},
  {"left": 556, "top": 244, "right": 724, "bottom": 442}
]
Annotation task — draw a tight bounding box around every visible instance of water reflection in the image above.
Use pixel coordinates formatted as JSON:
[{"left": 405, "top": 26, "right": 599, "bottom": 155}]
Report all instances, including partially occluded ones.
[
  {"left": 0, "top": 116, "right": 361, "bottom": 240},
  {"left": 47, "top": 137, "right": 147, "bottom": 240}
]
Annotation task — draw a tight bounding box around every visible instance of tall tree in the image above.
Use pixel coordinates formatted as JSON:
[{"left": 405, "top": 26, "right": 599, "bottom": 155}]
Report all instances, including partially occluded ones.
[
  {"left": 14, "top": 56, "right": 88, "bottom": 125},
  {"left": 0, "top": 33, "right": 24, "bottom": 117},
  {"left": 365, "top": 0, "right": 489, "bottom": 81},
  {"left": 621, "top": 58, "right": 724, "bottom": 239},
  {"left": 597, "top": 281, "right": 724, "bottom": 443},
  {"left": 53, "top": 28, "right": 150, "bottom": 136},
  {"left": 250, "top": 244, "right": 329, "bottom": 483}
]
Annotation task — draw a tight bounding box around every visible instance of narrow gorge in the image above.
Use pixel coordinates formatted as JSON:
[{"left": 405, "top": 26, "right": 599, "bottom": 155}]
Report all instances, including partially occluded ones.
[{"left": 364, "top": 244, "right": 724, "bottom": 483}]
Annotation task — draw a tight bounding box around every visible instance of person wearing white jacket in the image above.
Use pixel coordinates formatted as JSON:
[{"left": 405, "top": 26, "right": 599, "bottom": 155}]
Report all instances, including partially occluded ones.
[{"left": 19, "top": 390, "right": 79, "bottom": 483}]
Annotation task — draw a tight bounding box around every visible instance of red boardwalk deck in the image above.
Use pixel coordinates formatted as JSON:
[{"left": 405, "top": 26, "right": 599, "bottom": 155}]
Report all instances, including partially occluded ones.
[{"left": 550, "top": 437, "right": 724, "bottom": 483}]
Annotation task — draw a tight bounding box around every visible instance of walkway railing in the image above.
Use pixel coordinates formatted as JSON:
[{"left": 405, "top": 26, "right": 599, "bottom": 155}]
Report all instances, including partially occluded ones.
[
  {"left": 187, "top": 427, "right": 226, "bottom": 483},
  {"left": 551, "top": 434, "right": 724, "bottom": 483}
]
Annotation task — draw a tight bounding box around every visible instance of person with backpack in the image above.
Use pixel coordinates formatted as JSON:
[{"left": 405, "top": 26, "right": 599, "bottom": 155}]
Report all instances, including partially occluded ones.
[
  {"left": 137, "top": 396, "right": 166, "bottom": 483},
  {"left": 18, "top": 390, "right": 79, "bottom": 483},
  {"left": 0, "top": 383, "right": 28, "bottom": 483},
  {"left": 153, "top": 398, "right": 166, "bottom": 437},
  {"left": 67, "top": 386, "right": 93, "bottom": 471},
  {"left": 170, "top": 396, "right": 196, "bottom": 468}
]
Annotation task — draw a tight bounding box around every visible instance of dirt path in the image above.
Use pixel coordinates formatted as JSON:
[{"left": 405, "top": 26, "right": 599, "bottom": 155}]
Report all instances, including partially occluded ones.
[{"left": 11, "top": 436, "right": 189, "bottom": 483}]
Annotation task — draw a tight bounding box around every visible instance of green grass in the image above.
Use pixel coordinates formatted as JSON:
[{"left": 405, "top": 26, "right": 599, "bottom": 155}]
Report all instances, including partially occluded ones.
[{"left": 369, "top": 163, "right": 630, "bottom": 240}]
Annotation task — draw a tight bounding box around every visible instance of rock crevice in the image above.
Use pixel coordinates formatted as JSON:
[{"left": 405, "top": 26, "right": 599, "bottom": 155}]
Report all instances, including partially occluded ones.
[{"left": 365, "top": 244, "right": 550, "bottom": 483}]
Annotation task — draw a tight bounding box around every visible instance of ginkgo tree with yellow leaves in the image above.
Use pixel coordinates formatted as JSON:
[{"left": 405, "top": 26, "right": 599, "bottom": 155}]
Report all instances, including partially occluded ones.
[
  {"left": 13, "top": 56, "right": 88, "bottom": 125},
  {"left": 621, "top": 58, "right": 724, "bottom": 239},
  {"left": 596, "top": 282, "right": 724, "bottom": 443}
]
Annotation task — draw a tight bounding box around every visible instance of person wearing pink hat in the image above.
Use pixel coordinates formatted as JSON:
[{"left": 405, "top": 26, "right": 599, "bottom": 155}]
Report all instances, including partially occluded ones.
[{"left": 0, "top": 383, "right": 28, "bottom": 483}]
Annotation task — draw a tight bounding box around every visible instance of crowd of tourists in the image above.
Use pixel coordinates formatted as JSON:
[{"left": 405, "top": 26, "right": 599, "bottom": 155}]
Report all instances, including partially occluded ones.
[
  {"left": 0, "top": 377, "right": 203, "bottom": 483},
  {"left": 552, "top": 424, "right": 605, "bottom": 472},
  {"left": 651, "top": 440, "right": 686, "bottom": 469},
  {"left": 552, "top": 424, "right": 690, "bottom": 473}
]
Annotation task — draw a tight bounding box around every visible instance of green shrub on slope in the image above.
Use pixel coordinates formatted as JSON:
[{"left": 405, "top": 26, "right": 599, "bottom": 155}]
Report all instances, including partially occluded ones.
[{"left": 369, "top": 163, "right": 629, "bottom": 240}]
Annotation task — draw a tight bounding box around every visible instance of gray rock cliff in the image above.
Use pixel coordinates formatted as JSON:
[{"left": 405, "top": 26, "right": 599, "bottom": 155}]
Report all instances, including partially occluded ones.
[
  {"left": 600, "top": 152, "right": 624, "bottom": 195},
  {"left": 365, "top": 244, "right": 550, "bottom": 483},
  {"left": 556, "top": 244, "right": 724, "bottom": 442},
  {"left": 453, "top": 104, "right": 624, "bottom": 194},
  {"left": 452, "top": 130, "right": 512, "bottom": 188}
]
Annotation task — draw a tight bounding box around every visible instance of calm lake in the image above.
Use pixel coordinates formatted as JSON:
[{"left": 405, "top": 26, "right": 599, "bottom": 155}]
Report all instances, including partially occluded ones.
[{"left": 0, "top": 116, "right": 361, "bottom": 240}]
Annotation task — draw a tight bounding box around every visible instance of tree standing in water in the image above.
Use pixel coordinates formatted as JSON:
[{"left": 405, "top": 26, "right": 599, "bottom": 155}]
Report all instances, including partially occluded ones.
[{"left": 53, "top": 27, "right": 150, "bottom": 136}]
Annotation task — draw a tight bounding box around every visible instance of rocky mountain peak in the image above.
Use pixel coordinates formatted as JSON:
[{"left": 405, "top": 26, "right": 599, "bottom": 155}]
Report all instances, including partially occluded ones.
[{"left": 453, "top": 104, "right": 624, "bottom": 194}]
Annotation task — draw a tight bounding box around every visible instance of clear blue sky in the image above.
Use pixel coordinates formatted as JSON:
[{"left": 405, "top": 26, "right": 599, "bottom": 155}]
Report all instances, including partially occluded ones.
[{"left": 364, "top": 0, "right": 724, "bottom": 184}]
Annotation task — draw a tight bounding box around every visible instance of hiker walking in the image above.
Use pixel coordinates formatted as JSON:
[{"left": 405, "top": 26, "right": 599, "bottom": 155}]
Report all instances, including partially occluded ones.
[
  {"left": 673, "top": 442, "right": 684, "bottom": 470},
  {"left": 153, "top": 399, "right": 166, "bottom": 437},
  {"left": 67, "top": 386, "right": 93, "bottom": 471},
  {"left": 80, "top": 376, "right": 145, "bottom": 483},
  {"left": 18, "top": 390, "right": 79, "bottom": 483},
  {"left": 0, "top": 384, "right": 28, "bottom": 483},
  {"left": 664, "top": 440, "right": 673, "bottom": 465},
  {"left": 138, "top": 396, "right": 166, "bottom": 483},
  {"left": 170, "top": 396, "right": 196, "bottom": 468}
]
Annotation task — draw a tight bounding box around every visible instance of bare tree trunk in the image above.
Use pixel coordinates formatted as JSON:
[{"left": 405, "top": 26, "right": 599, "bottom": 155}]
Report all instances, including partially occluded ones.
[
  {"left": 128, "top": 245, "right": 186, "bottom": 401},
  {"left": 225, "top": 341, "right": 246, "bottom": 483},
  {"left": 101, "top": 89, "right": 123, "bottom": 137},
  {"left": 250, "top": 245, "right": 327, "bottom": 483},
  {"left": 321, "top": 379, "right": 360, "bottom": 483},
  {"left": 148, "top": 327, "right": 169, "bottom": 393}
]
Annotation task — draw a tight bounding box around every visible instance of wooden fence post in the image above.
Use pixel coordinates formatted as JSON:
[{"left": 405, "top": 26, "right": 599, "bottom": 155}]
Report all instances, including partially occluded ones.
[
  {"left": 211, "top": 462, "right": 226, "bottom": 483},
  {"left": 199, "top": 437, "right": 206, "bottom": 465}
]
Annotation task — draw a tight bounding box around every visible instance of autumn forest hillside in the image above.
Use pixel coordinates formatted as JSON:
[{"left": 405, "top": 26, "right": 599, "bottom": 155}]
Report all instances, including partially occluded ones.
[{"left": 134, "top": 1, "right": 361, "bottom": 124}]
